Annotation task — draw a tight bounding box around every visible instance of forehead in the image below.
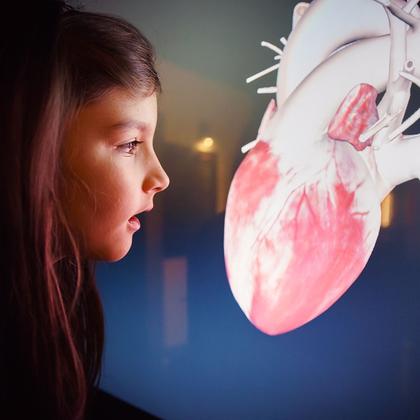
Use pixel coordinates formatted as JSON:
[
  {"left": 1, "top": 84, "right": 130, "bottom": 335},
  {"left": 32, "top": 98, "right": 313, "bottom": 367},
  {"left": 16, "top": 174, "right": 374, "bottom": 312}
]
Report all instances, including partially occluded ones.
[{"left": 70, "top": 87, "right": 158, "bottom": 134}]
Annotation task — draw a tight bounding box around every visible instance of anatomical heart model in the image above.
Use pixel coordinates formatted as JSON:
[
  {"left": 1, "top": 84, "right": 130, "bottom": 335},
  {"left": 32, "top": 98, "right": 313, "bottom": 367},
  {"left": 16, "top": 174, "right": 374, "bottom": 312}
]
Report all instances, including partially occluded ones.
[{"left": 224, "top": 0, "right": 420, "bottom": 335}]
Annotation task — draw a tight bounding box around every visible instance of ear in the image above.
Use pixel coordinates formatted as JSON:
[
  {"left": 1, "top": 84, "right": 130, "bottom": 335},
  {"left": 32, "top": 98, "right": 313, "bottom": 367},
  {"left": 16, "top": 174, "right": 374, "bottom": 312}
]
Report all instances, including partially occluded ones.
[{"left": 292, "top": 2, "right": 310, "bottom": 29}]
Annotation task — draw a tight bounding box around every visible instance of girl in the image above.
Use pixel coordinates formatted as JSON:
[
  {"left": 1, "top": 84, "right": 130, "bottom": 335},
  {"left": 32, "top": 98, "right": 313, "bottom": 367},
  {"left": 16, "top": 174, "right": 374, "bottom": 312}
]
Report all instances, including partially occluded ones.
[{"left": 0, "top": 1, "right": 170, "bottom": 419}]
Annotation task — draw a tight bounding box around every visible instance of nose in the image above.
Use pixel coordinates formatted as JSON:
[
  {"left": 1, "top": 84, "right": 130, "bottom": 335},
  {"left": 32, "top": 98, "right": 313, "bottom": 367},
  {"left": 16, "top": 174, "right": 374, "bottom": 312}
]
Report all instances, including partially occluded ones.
[{"left": 142, "top": 154, "right": 170, "bottom": 194}]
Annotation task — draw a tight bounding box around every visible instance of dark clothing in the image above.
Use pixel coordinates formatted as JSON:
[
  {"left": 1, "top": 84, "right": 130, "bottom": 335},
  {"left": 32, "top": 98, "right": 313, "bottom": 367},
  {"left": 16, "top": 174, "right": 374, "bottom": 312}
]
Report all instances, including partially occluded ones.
[{"left": 86, "top": 388, "right": 160, "bottom": 420}]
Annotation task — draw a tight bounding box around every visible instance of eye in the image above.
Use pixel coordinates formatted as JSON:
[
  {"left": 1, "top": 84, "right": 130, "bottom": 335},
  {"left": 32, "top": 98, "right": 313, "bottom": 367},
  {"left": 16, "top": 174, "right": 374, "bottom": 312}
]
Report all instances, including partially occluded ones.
[{"left": 118, "top": 137, "right": 143, "bottom": 155}]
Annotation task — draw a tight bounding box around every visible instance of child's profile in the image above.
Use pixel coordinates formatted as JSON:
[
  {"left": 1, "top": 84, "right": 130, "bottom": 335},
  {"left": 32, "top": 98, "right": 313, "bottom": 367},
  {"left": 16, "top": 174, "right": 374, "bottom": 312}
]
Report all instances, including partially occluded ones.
[
  {"left": 0, "top": 1, "right": 169, "bottom": 419},
  {"left": 63, "top": 86, "right": 169, "bottom": 262}
]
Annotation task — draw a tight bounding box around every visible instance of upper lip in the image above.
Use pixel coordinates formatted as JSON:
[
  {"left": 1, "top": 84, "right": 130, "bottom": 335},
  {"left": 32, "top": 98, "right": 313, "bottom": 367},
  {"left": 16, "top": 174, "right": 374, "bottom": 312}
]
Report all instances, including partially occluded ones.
[{"left": 134, "top": 205, "right": 153, "bottom": 216}]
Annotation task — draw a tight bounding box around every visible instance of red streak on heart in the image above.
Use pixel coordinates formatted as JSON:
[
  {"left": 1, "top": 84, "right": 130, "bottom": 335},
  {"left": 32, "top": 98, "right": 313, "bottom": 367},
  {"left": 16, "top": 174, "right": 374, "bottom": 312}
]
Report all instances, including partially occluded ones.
[
  {"left": 328, "top": 83, "right": 379, "bottom": 151},
  {"left": 227, "top": 140, "right": 280, "bottom": 224},
  {"left": 249, "top": 180, "right": 367, "bottom": 335},
  {"left": 225, "top": 140, "right": 280, "bottom": 281}
]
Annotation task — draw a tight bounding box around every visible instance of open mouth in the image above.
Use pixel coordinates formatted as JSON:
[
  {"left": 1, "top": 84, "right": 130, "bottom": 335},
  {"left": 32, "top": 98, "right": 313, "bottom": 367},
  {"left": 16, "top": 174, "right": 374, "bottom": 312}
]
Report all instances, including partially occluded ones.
[
  {"left": 128, "top": 205, "right": 153, "bottom": 230},
  {"left": 128, "top": 216, "right": 141, "bottom": 230}
]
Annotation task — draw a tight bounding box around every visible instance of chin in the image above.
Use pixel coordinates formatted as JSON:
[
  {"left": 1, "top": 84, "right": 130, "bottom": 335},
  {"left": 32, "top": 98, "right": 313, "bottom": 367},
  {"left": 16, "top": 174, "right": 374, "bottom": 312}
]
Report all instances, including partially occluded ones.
[{"left": 90, "top": 240, "right": 132, "bottom": 262}]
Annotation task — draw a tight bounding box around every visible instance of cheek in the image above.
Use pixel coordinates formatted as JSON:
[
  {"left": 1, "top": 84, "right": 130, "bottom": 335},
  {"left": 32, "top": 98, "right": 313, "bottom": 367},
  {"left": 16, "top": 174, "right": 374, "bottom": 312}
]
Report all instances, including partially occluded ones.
[
  {"left": 61, "top": 126, "right": 143, "bottom": 262},
  {"left": 86, "top": 169, "right": 132, "bottom": 221},
  {"left": 74, "top": 171, "right": 137, "bottom": 261},
  {"left": 63, "top": 160, "right": 121, "bottom": 228}
]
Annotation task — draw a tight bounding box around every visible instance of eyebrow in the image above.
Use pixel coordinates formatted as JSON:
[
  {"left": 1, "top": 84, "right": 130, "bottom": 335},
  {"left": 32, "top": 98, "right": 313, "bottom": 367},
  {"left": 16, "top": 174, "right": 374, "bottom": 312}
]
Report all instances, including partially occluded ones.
[{"left": 107, "top": 119, "right": 149, "bottom": 132}]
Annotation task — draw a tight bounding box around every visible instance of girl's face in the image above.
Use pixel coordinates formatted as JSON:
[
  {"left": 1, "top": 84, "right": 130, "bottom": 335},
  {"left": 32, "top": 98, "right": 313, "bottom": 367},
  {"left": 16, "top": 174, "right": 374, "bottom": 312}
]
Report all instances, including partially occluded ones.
[{"left": 61, "top": 87, "right": 170, "bottom": 262}]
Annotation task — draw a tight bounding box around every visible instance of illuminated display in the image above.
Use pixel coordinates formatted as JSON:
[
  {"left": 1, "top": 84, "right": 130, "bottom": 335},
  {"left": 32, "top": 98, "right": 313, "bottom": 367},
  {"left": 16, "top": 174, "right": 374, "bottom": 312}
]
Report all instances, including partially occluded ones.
[{"left": 224, "top": 0, "right": 420, "bottom": 335}]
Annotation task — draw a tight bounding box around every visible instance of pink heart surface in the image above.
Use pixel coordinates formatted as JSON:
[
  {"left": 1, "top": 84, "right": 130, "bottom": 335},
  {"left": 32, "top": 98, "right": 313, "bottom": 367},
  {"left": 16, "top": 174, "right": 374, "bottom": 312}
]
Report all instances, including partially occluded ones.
[{"left": 224, "top": 123, "right": 381, "bottom": 334}]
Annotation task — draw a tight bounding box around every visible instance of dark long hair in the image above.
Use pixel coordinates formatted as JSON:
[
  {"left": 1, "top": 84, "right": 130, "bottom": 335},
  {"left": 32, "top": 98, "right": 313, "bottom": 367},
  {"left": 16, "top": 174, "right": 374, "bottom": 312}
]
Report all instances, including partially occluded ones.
[{"left": 0, "top": 1, "right": 161, "bottom": 419}]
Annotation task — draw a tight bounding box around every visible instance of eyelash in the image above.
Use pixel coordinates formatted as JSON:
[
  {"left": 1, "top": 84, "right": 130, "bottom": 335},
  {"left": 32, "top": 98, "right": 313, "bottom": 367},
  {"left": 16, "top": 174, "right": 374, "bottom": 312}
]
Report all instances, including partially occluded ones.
[{"left": 119, "top": 138, "right": 143, "bottom": 155}]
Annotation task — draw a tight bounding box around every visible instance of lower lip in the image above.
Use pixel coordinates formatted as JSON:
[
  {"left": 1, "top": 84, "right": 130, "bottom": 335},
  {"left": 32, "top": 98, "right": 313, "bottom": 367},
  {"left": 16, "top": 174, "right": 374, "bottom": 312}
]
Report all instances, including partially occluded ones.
[{"left": 128, "top": 216, "right": 141, "bottom": 230}]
